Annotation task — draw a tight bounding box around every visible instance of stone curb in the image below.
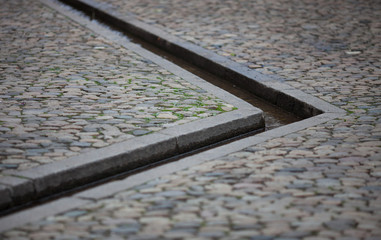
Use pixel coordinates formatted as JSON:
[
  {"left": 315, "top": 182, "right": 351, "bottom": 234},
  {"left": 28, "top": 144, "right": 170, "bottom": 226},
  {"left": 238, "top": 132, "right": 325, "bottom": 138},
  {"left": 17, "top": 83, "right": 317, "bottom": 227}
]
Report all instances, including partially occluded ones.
[{"left": 0, "top": 0, "right": 264, "bottom": 212}]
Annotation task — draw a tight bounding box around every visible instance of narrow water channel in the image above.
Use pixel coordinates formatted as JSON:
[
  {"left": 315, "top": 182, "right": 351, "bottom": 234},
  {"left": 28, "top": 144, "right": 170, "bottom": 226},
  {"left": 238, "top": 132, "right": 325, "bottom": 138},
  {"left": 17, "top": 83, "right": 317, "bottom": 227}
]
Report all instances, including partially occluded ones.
[
  {"left": 58, "top": 0, "right": 301, "bottom": 130},
  {"left": 105, "top": 26, "right": 301, "bottom": 130},
  {"left": 141, "top": 45, "right": 301, "bottom": 130}
]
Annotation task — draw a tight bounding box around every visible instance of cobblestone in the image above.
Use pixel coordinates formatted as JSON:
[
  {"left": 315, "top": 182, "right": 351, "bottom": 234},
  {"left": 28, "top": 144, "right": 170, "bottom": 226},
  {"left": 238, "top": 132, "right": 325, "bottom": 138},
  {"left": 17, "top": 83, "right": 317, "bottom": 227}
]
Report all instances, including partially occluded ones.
[
  {"left": 0, "top": 0, "right": 234, "bottom": 173},
  {"left": 1, "top": 0, "right": 381, "bottom": 239}
]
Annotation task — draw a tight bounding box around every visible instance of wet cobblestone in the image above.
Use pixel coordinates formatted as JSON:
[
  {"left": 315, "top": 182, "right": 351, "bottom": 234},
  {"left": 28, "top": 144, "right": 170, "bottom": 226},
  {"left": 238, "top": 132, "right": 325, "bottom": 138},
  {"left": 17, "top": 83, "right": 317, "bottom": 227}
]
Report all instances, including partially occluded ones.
[{"left": 0, "top": 0, "right": 233, "bottom": 173}]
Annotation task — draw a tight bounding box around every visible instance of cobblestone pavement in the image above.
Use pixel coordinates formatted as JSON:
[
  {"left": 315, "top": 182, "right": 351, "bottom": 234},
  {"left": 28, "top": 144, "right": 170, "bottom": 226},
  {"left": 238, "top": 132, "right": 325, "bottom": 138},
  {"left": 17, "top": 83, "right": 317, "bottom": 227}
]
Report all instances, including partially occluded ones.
[
  {"left": 1, "top": 0, "right": 381, "bottom": 239},
  {"left": 0, "top": 0, "right": 234, "bottom": 174}
]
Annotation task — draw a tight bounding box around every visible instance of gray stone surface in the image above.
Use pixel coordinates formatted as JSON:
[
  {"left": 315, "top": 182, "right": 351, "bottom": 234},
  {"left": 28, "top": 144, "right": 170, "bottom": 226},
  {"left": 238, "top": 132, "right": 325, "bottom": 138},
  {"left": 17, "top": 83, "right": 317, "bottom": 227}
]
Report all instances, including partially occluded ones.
[
  {"left": 0, "top": 0, "right": 264, "bottom": 210},
  {"left": 0, "top": 0, "right": 238, "bottom": 174},
  {"left": 0, "top": 0, "right": 380, "bottom": 239}
]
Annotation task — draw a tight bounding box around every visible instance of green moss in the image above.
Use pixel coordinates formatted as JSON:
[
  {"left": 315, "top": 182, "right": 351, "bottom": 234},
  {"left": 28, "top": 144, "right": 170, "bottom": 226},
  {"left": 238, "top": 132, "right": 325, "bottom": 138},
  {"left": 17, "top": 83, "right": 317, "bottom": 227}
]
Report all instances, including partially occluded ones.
[
  {"left": 183, "top": 93, "right": 194, "bottom": 97},
  {"left": 48, "top": 66, "right": 61, "bottom": 72},
  {"left": 192, "top": 100, "right": 205, "bottom": 107},
  {"left": 346, "top": 109, "right": 354, "bottom": 114},
  {"left": 174, "top": 113, "right": 184, "bottom": 120},
  {"left": 216, "top": 105, "right": 225, "bottom": 112}
]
